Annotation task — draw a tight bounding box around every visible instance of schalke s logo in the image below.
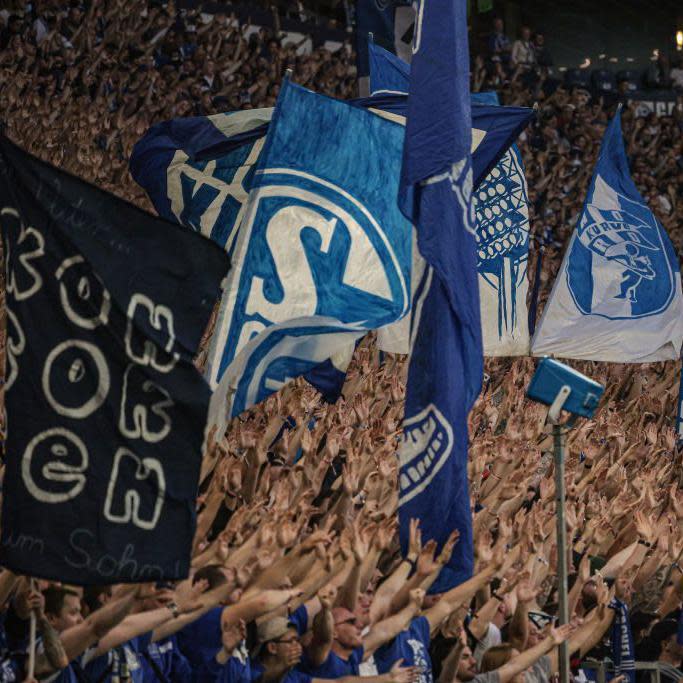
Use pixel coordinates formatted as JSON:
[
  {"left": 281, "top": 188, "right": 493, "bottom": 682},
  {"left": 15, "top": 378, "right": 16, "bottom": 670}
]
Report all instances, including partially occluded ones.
[
  {"left": 218, "top": 168, "right": 410, "bottom": 388},
  {"left": 567, "top": 176, "right": 675, "bottom": 320},
  {"left": 398, "top": 404, "right": 453, "bottom": 506}
]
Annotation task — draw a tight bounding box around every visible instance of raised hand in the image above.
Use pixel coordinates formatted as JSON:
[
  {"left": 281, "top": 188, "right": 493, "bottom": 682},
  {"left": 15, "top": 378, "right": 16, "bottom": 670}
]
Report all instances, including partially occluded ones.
[
  {"left": 407, "top": 518, "right": 422, "bottom": 560},
  {"left": 386, "top": 659, "right": 422, "bottom": 683},
  {"left": 318, "top": 584, "right": 338, "bottom": 610},
  {"left": 549, "top": 622, "right": 578, "bottom": 646},
  {"left": 436, "top": 529, "right": 460, "bottom": 566},
  {"left": 415, "top": 539, "right": 440, "bottom": 577},
  {"left": 516, "top": 578, "right": 540, "bottom": 604},
  {"left": 408, "top": 588, "right": 425, "bottom": 610}
]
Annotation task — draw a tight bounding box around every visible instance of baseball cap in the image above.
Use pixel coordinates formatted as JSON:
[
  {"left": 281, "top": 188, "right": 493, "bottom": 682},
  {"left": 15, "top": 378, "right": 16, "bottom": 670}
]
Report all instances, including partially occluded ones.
[{"left": 253, "top": 617, "right": 292, "bottom": 658}]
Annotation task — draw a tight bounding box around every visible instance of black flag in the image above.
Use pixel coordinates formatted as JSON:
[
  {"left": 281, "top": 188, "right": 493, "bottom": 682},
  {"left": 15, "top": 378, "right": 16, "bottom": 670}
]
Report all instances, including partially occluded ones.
[{"left": 0, "top": 136, "right": 229, "bottom": 584}]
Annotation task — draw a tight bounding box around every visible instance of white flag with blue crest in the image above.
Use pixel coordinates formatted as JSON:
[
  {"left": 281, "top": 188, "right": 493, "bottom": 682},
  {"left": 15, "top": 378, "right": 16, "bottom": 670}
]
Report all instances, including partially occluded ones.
[
  {"left": 369, "top": 42, "right": 531, "bottom": 356},
  {"left": 532, "top": 109, "right": 683, "bottom": 362},
  {"left": 206, "top": 80, "right": 411, "bottom": 426}
]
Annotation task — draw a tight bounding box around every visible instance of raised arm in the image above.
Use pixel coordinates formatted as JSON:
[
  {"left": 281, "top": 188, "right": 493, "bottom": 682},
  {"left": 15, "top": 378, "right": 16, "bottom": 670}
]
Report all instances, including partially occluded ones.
[
  {"left": 424, "top": 553, "right": 501, "bottom": 636},
  {"left": 362, "top": 589, "right": 424, "bottom": 657},
  {"left": 370, "top": 519, "right": 420, "bottom": 624},
  {"left": 305, "top": 586, "right": 337, "bottom": 668},
  {"left": 59, "top": 591, "right": 137, "bottom": 663},
  {"left": 496, "top": 625, "right": 575, "bottom": 683},
  {"left": 508, "top": 580, "right": 538, "bottom": 651}
]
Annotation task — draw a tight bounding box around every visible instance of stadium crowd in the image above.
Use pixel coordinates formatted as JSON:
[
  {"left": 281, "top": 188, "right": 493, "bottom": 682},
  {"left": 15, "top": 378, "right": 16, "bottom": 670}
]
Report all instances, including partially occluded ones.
[{"left": 0, "top": 1, "right": 682, "bottom": 683}]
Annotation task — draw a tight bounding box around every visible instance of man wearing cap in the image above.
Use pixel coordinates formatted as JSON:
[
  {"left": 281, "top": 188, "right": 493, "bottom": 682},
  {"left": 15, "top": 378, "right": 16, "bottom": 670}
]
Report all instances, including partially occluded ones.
[{"left": 248, "top": 617, "right": 421, "bottom": 683}]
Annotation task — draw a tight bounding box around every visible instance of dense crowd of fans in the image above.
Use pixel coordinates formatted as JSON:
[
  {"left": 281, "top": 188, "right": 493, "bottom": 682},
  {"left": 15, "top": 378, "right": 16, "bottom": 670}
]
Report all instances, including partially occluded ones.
[{"left": 0, "top": 1, "right": 682, "bottom": 682}]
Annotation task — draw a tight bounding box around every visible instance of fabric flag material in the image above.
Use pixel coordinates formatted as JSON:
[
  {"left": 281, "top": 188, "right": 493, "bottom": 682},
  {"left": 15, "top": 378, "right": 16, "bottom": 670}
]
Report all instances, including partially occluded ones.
[
  {"left": 532, "top": 109, "right": 683, "bottom": 361},
  {"left": 206, "top": 80, "right": 412, "bottom": 432},
  {"left": 130, "top": 94, "right": 531, "bottom": 409},
  {"left": 130, "top": 108, "right": 272, "bottom": 259},
  {"left": 130, "top": 108, "right": 355, "bottom": 402},
  {"left": 471, "top": 91, "right": 530, "bottom": 356},
  {"left": 369, "top": 42, "right": 531, "bottom": 356},
  {"left": 397, "top": 0, "right": 480, "bottom": 591},
  {"left": 0, "top": 136, "right": 229, "bottom": 584},
  {"left": 369, "top": 38, "right": 411, "bottom": 95}
]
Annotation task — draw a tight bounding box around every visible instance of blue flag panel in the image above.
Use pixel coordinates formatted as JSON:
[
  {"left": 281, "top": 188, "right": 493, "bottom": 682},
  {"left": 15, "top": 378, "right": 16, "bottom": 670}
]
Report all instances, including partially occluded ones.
[
  {"left": 0, "top": 136, "right": 229, "bottom": 584},
  {"left": 130, "top": 109, "right": 272, "bottom": 258},
  {"left": 532, "top": 109, "right": 683, "bottom": 361},
  {"left": 206, "top": 80, "right": 411, "bottom": 428},
  {"left": 369, "top": 40, "right": 411, "bottom": 95},
  {"left": 397, "top": 0, "right": 480, "bottom": 592}
]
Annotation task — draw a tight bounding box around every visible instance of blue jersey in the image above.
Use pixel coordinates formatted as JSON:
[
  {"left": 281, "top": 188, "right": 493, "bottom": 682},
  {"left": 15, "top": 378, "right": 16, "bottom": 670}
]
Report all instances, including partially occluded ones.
[
  {"left": 142, "top": 635, "right": 191, "bottom": 683},
  {"left": 300, "top": 645, "right": 364, "bottom": 678},
  {"left": 199, "top": 650, "right": 253, "bottom": 683},
  {"left": 84, "top": 634, "right": 152, "bottom": 683},
  {"left": 177, "top": 607, "right": 223, "bottom": 679},
  {"left": 288, "top": 605, "right": 309, "bottom": 637},
  {"left": 374, "top": 616, "right": 433, "bottom": 683},
  {"left": 0, "top": 655, "right": 22, "bottom": 683},
  {"left": 251, "top": 660, "right": 312, "bottom": 683}
]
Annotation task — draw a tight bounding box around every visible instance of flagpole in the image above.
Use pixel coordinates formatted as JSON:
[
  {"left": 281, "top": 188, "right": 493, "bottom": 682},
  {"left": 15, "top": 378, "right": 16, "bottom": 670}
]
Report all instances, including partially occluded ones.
[
  {"left": 28, "top": 577, "right": 37, "bottom": 680},
  {"left": 547, "top": 387, "right": 575, "bottom": 683},
  {"left": 553, "top": 421, "right": 570, "bottom": 683}
]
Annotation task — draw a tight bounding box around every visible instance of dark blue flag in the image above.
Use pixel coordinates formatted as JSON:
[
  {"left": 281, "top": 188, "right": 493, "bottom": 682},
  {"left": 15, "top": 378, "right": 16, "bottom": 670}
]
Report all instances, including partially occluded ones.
[
  {"left": 368, "top": 38, "right": 411, "bottom": 95},
  {"left": 397, "top": 0, "right": 480, "bottom": 591},
  {"left": 0, "top": 136, "right": 229, "bottom": 584},
  {"left": 355, "top": 0, "right": 413, "bottom": 78}
]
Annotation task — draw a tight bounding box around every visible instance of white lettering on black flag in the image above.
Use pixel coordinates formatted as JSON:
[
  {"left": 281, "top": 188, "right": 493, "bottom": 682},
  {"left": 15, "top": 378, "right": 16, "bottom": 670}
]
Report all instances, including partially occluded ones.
[{"left": 0, "top": 136, "right": 229, "bottom": 584}]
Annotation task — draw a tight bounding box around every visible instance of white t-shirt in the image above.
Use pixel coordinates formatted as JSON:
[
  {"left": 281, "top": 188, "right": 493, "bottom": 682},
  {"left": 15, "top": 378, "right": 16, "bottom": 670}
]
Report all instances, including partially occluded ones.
[{"left": 473, "top": 623, "right": 502, "bottom": 666}]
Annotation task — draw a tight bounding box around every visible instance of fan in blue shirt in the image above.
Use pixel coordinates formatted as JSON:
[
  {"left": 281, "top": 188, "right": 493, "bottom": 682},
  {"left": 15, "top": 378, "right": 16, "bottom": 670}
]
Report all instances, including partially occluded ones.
[
  {"left": 374, "top": 617, "right": 432, "bottom": 683},
  {"left": 83, "top": 633, "right": 152, "bottom": 683},
  {"left": 247, "top": 617, "right": 420, "bottom": 683},
  {"left": 141, "top": 635, "right": 192, "bottom": 683}
]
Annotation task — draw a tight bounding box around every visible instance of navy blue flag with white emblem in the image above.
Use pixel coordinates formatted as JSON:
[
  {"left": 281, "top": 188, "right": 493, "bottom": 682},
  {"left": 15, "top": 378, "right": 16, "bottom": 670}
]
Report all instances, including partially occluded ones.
[
  {"left": 532, "top": 109, "right": 683, "bottom": 361},
  {"left": 397, "top": 0, "right": 481, "bottom": 591},
  {"left": 206, "top": 80, "right": 411, "bottom": 432},
  {"left": 0, "top": 136, "right": 229, "bottom": 584},
  {"left": 130, "top": 108, "right": 272, "bottom": 259},
  {"left": 471, "top": 92, "right": 530, "bottom": 356},
  {"left": 369, "top": 43, "right": 532, "bottom": 356}
]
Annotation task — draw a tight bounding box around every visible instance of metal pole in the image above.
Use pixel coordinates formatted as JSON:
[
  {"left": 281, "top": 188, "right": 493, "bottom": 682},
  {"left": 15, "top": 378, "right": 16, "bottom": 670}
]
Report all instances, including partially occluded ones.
[
  {"left": 27, "top": 578, "right": 37, "bottom": 680},
  {"left": 554, "top": 423, "right": 570, "bottom": 683}
]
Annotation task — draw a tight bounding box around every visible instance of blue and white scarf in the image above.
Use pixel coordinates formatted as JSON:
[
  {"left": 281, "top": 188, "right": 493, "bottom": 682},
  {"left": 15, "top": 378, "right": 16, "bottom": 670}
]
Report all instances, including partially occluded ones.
[{"left": 610, "top": 598, "right": 635, "bottom": 683}]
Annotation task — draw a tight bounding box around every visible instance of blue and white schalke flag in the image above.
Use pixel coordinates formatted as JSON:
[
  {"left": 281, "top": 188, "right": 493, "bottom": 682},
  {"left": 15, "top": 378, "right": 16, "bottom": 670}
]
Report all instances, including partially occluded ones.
[
  {"left": 207, "top": 80, "right": 411, "bottom": 427},
  {"left": 131, "top": 109, "right": 358, "bottom": 402},
  {"left": 532, "top": 109, "right": 683, "bottom": 361}
]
